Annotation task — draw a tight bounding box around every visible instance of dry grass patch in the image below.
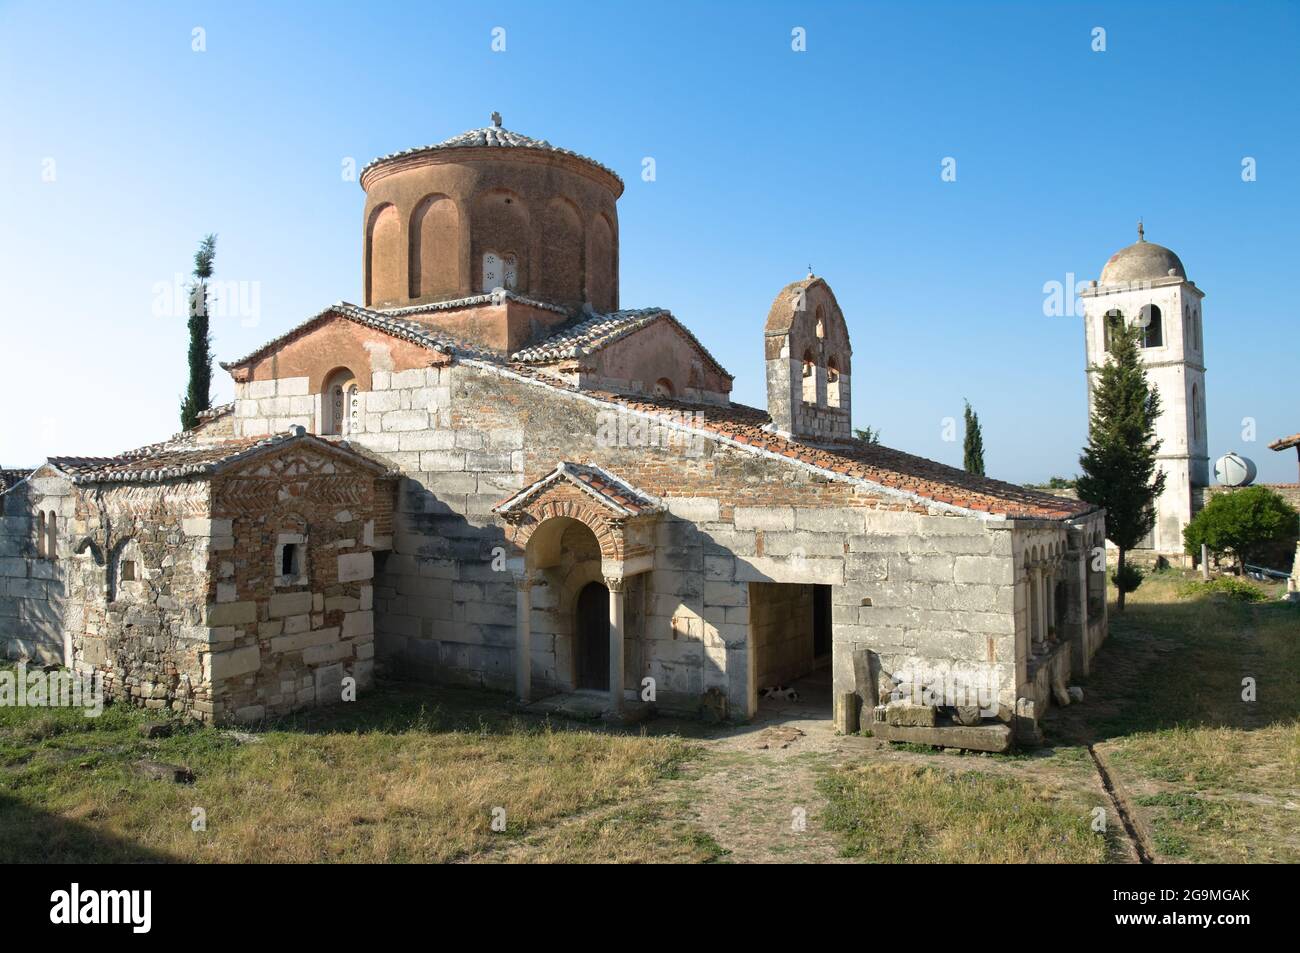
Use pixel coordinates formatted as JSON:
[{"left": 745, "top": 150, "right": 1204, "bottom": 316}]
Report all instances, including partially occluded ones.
[
  {"left": 818, "top": 761, "right": 1113, "bottom": 863},
  {"left": 0, "top": 681, "right": 693, "bottom": 863},
  {"left": 1082, "top": 572, "right": 1300, "bottom": 863}
]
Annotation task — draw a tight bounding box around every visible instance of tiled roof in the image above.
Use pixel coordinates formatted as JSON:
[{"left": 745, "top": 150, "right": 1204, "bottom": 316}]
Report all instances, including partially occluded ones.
[
  {"left": 48, "top": 431, "right": 393, "bottom": 485},
  {"left": 196, "top": 402, "right": 234, "bottom": 423},
  {"left": 1268, "top": 433, "right": 1300, "bottom": 452},
  {"left": 493, "top": 462, "right": 661, "bottom": 518},
  {"left": 0, "top": 469, "right": 32, "bottom": 495},
  {"left": 221, "top": 294, "right": 571, "bottom": 371},
  {"left": 509, "top": 309, "right": 732, "bottom": 380},
  {"left": 370, "top": 289, "right": 570, "bottom": 319},
  {"left": 467, "top": 359, "right": 1099, "bottom": 522},
  {"left": 221, "top": 303, "right": 460, "bottom": 370},
  {"left": 361, "top": 117, "right": 623, "bottom": 186},
  {"left": 216, "top": 299, "right": 1093, "bottom": 521}
]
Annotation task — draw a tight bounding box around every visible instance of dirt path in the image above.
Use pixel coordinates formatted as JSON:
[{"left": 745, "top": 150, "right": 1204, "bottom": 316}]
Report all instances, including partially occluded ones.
[{"left": 660, "top": 703, "right": 873, "bottom": 863}]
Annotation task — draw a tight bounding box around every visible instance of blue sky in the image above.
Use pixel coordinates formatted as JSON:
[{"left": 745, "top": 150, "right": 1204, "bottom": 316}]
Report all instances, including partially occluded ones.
[{"left": 2, "top": 0, "right": 1297, "bottom": 483}]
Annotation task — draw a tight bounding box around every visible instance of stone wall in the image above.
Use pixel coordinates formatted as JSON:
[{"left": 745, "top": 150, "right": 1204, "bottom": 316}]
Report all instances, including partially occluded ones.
[
  {"left": 0, "top": 468, "right": 72, "bottom": 663},
  {"left": 229, "top": 358, "right": 1090, "bottom": 724},
  {"left": 202, "top": 443, "right": 394, "bottom": 723},
  {"left": 750, "top": 582, "right": 814, "bottom": 688},
  {"left": 66, "top": 480, "right": 214, "bottom": 717}
]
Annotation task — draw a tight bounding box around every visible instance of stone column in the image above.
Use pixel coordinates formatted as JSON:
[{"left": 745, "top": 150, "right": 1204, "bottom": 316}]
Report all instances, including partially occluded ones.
[
  {"left": 605, "top": 575, "right": 625, "bottom": 713},
  {"left": 515, "top": 578, "right": 532, "bottom": 703}
]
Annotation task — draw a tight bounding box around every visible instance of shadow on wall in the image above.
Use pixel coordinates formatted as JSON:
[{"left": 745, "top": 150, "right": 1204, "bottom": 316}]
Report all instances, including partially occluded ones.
[
  {"left": 1, "top": 579, "right": 68, "bottom": 666},
  {"left": 374, "top": 475, "right": 848, "bottom": 718}
]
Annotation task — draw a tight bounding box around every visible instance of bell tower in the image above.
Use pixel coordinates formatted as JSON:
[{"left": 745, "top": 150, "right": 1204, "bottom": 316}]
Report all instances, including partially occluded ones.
[
  {"left": 1079, "top": 224, "right": 1208, "bottom": 553},
  {"left": 764, "top": 274, "right": 852, "bottom": 443}
]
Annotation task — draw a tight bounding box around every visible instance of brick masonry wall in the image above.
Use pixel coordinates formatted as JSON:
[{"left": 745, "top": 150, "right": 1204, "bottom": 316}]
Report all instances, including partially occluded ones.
[{"left": 203, "top": 443, "right": 393, "bottom": 723}]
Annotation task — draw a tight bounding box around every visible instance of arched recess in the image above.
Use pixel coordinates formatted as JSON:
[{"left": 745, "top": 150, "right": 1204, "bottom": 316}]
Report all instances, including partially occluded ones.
[
  {"left": 539, "top": 198, "right": 584, "bottom": 304},
  {"left": 109, "top": 538, "right": 143, "bottom": 604},
  {"left": 826, "top": 357, "right": 841, "bottom": 408},
  {"left": 586, "top": 213, "right": 615, "bottom": 312},
  {"left": 523, "top": 514, "right": 611, "bottom": 692},
  {"left": 472, "top": 189, "right": 529, "bottom": 293},
  {"left": 801, "top": 349, "right": 818, "bottom": 404},
  {"left": 1139, "top": 304, "right": 1162, "bottom": 348},
  {"left": 321, "top": 366, "right": 360, "bottom": 436},
  {"left": 366, "top": 203, "right": 402, "bottom": 307},
  {"left": 1103, "top": 310, "right": 1124, "bottom": 352},
  {"left": 409, "top": 194, "right": 460, "bottom": 300}
]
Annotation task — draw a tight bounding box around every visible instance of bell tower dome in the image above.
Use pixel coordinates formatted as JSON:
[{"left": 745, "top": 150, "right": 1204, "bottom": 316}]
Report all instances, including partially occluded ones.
[{"left": 358, "top": 114, "right": 624, "bottom": 313}]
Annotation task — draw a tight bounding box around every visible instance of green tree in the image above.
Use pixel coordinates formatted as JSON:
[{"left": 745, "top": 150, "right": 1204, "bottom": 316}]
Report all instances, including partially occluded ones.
[
  {"left": 854, "top": 426, "right": 881, "bottom": 445},
  {"left": 1183, "top": 486, "right": 1298, "bottom": 572},
  {"left": 962, "top": 399, "right": 985, "bottom": 475},
  {"left": 180, "top": 234, "right": 217, "bottom": 431},
  {"left": 1076, "top": 324, "right": 1166, "bottom": 611}
]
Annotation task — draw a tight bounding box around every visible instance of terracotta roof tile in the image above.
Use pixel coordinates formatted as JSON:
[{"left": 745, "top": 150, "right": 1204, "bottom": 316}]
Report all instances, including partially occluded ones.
[
  {"left": 48, "top": 431, "right": 393, "bottom": 485},
  {"left": 0, "top": 469, "right": 32, "bottom": 495},
  {"left": 361, "top": 118, "right": 622, "bottom": 186},
  {"left": 468, "top": 359, "right": 1098, "bottom": 522},
  {"left": 493, "top": 462, "right": 661, "bottom": 518},
  {"left": 509, "top": 308, "right": 732, "bottom": 380}
]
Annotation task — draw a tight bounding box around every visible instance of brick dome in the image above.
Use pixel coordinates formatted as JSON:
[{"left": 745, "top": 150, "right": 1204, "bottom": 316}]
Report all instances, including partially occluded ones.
[{"left": 360, "top": 114, "right": 621, "bottom": 313}]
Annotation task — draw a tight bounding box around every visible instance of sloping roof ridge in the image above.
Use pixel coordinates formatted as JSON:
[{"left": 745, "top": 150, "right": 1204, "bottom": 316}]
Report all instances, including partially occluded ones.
[
  {"left": 460, "top": 357, "right": 1097, "bottom": 522},
  {"left": 52, "top": 430, "right": 395, "bottom": 486},
  {"left": 510, "top": 307, "right": 733, "bottom": 380}
]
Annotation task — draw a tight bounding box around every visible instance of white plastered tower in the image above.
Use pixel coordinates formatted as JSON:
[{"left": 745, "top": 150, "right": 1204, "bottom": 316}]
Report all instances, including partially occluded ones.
[{"left": 1079, "top": 224, "right": 1209, "bottom": 554}]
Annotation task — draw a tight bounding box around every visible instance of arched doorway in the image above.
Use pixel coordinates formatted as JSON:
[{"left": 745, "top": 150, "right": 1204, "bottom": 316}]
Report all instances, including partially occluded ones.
[{"left": 575, "top": 581, "right": 609, "bottom": 691}]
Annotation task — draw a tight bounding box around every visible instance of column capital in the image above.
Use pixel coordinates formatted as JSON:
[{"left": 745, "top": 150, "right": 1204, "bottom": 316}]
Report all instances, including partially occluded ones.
[{"left": 603, "top": 575, "right": 625, "bottom": 593}]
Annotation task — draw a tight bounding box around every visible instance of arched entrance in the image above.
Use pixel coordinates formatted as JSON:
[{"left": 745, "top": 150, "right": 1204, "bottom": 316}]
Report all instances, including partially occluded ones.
[{"left": 575, "top": 581, "right": 610, "bottom": 691}]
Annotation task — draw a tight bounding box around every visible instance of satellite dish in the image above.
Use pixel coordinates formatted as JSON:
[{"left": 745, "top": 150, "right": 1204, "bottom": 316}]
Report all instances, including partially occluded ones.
[{"left": 1214, "top": 452, "right": 1257, "bottom": 487}]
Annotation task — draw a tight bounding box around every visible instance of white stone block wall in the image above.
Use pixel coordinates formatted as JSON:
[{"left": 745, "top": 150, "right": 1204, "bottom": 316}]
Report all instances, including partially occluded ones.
[
  {"left": 233, "top": 376, "right": 314, "bottom": 436},
  {"left": 0, "top": 470, "right": 73, "bottom": 664}
]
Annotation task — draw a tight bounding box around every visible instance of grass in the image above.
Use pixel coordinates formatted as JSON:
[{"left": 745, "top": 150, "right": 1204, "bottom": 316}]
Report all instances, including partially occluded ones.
[
  {"left": 1084, "top": 572, "right": 1300, "bottom": 862},
  {"left": 1, "top": 567, "right": 1294, "bottom": 864},
  {"left": 0, "top": 679, "right": 695, "bottom": 863},
  {"left": 818, "top": 761, "right": 1112, "bottom": 863}
]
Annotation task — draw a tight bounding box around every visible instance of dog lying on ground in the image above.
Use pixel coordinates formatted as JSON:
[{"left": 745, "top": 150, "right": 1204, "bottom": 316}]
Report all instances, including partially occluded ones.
[{"left": 758, "top": 685, "right": 800, "bottom": 702}]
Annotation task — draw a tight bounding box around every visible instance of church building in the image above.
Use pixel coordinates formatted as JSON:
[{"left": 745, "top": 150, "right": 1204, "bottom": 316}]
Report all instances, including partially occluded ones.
[{"left": 1, "top": 116, "right": 1109, "bottom": 748}]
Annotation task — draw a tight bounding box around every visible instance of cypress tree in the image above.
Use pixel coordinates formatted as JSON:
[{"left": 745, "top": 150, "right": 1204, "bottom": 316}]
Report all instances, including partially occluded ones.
[
  {"left": 180, "top": 234, "right": 217, "bottom": 430},
  {"left": 962, "top": 400, "right": 985, "bottom": 475},
  {"left": 1076, "top": 323, "right": 1166, "bottom": 611}
]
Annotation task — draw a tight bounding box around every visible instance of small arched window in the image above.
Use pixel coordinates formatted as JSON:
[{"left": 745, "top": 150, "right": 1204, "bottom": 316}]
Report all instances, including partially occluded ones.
[
  {"left": 109, "top": 538, "right": 143, "bottom": 603},
  {"left": 1103, "top": 310, "right": 1124, "bottom": 353},
  {"left": 826, "top": 357, "right": 841, "bottom": 408},
  {"left": 322, "top": 368, "right": 360, "bottom": 436},
  {"left": 1192, "top": 383, "right": 1201, "bottom": 439},
  {"left": 653, "top": 378, "right": 674, "bottom": 398},
  {"left": 35, "top": 511, "right": 46, "bottom": 558},
  {"left": 801, "top": 350, "right": 817, "bottom": 403},
  {"left": 1139, "top": 304, "right": 1162, "bottom": 348},
  {"left": 46, "top": 512, "right": 57, "bottom": 560}
]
